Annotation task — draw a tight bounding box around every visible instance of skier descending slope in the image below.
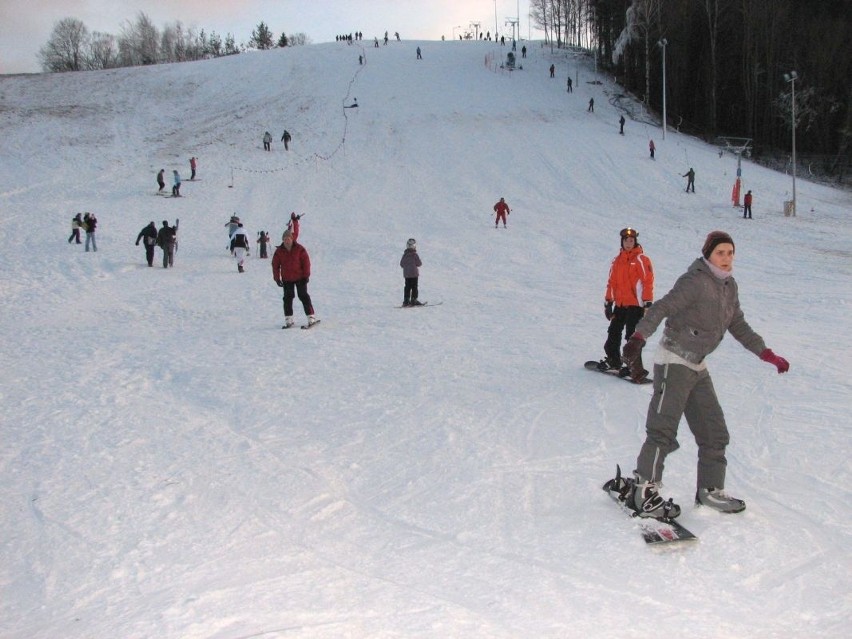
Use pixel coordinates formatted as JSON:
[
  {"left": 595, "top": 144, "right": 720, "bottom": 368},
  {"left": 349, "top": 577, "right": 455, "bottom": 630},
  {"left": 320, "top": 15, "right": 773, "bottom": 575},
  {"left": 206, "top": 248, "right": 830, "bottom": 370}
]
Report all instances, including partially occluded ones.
[{"left": 271, "top": 228, "right": 318, "bottom": 329}]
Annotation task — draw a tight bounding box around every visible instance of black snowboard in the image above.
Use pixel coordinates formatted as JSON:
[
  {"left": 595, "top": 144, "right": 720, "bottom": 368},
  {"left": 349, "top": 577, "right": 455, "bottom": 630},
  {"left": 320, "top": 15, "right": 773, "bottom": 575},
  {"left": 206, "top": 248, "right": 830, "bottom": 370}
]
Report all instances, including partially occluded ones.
[
  {"left": 584, "top": 360, "right": 651, "bottom": 384},
  {"left": 395, "top": 302, "right": 442, "bottom": 309}
]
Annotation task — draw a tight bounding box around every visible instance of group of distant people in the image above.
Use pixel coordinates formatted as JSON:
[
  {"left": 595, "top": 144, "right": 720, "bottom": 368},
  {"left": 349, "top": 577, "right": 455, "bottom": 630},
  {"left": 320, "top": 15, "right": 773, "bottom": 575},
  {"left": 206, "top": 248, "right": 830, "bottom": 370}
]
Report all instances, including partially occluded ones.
[
  {"left": 135, "top": 220, "right": 177, "bottom": 268},
  {"left": 156, "top": 157, "right": 197, "bottom": 197},
  {"left": 68, "top": 212, "right": 98, "bottom": 252},
  {"left": 262, "top": 129, "right": 291, "bottom": 152}
]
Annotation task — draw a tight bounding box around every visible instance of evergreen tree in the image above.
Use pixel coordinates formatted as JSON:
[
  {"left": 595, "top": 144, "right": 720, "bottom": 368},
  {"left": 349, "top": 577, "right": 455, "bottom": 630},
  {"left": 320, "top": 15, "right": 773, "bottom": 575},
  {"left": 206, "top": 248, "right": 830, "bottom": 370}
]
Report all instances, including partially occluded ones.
[{"left": 250, "top": 21, "right": 274, "bottom": 49}]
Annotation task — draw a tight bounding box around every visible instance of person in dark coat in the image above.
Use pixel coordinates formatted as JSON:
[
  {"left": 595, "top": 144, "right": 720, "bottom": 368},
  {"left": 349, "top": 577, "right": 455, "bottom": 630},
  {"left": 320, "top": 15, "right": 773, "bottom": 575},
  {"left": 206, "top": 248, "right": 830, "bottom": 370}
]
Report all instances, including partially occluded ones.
[
  {"left": 156, "top": 220, "right": 177, "bottom": 268},
  {"left": 683, "top": 168, "right": 695, "bottom": 193},
  {"left": 280, "top": 130, "right": 291, "bottom": 151},
  {"left": 135, "top": 221, "right": 158, "bottom": 266},
  {"left": 619, "top": 115, "right": 625, "bottom": 135},
  {"left": 257, "top": 231, "right": 271, "bottom": 259},
  {"left": 271, "top": 229, "right": 317, "bottom": 328},
  {"left": 157, "top": 169, "right": 165, "bottom": 192},
  {"left": 399, "top": 238, "right": 424, "bottom": 306},
  {"left": 743, "top": 190, "right": 753, "bottom": 219},
  {"left": 83, "top": 212, "right": 97, "bottom": 252}
]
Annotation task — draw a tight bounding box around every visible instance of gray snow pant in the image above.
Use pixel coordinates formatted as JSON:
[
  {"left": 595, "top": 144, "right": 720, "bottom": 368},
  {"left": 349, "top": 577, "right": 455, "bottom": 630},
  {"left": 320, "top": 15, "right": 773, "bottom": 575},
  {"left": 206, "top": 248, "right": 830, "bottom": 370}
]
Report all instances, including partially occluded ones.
[{"left": 635, "top": 363, "right": 730, "bottom": 490}]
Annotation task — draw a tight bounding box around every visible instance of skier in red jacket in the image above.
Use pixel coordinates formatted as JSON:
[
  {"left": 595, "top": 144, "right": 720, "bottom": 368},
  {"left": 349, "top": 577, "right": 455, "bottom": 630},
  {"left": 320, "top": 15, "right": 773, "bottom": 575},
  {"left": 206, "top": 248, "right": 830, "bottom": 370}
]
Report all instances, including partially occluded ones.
[
  {"left": 493, "top": 197, "right": 510, "bottom": 228},
  {"left": 272, "top": 228, "right": 317, "bottom": 328}
]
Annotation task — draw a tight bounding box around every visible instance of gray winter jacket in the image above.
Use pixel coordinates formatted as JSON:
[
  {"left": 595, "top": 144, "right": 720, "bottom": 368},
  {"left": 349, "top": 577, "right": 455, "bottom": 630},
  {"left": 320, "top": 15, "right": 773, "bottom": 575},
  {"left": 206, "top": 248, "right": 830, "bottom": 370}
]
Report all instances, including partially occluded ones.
[
  {"left": 634, "top": 258, "right": 766, "bottom": 365},
  {"left": 400, "top": 248, "right": 422, "bottom": 278}
]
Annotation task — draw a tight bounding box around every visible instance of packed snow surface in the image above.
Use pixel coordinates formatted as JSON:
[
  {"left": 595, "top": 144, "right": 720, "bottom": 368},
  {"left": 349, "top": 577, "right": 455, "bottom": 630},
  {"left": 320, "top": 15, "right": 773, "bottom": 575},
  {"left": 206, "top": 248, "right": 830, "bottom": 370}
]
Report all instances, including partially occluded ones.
[{"left": 1, "top": 40, "right": 850, "bottom": 638}]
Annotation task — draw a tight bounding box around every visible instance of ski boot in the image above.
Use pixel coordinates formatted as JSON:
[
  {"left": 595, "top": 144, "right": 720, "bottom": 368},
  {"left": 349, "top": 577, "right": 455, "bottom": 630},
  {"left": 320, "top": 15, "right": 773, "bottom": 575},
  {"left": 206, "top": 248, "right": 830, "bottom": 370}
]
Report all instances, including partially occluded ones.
[
  {"left": 632, "top": 476, "right": 681, "bottom": 519},
  {"left": 695, "top": 487, "right": 746, "bottom": 514}
]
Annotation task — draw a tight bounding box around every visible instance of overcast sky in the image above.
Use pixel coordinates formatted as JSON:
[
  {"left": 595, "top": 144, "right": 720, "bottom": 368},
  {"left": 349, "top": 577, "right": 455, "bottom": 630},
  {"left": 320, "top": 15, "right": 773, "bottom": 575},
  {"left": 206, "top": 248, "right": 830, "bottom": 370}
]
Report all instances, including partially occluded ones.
[{"left": 0, "top": 1, "right": 535, "bottom": 74}]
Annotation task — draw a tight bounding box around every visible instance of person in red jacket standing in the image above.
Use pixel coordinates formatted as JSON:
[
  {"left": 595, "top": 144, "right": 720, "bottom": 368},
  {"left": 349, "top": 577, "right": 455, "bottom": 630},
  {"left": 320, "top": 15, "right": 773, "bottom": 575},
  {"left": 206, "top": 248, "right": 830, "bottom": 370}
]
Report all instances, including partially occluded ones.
[
  {"left": 493, "top": 197, "right": 510, "bottom": 228},
  {"left": 598, "top": 227, "right": 654, "bottom": 373},
  {"left": 272, "top": 228, "right": 317, "bottom": 329},
  {"left": 743, "top": 190, "right": 753, "bottom": 219}
]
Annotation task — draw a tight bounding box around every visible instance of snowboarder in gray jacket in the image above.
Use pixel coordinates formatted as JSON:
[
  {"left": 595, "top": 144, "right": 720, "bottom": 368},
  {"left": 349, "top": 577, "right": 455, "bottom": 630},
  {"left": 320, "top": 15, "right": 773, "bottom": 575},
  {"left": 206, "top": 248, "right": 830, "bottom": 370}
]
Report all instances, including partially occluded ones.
[
  {"left": 399, "top": 238, "right": 423, "bottom": 306},
  {"left": 619, "top": 231, "right": 789, "bottom": 519}
]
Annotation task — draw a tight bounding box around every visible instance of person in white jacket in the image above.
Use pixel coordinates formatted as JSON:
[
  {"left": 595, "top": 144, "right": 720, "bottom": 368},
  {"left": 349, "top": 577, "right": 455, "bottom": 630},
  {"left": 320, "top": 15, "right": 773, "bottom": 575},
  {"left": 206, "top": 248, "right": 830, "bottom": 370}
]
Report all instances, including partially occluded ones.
[{"left": 230, "top": 223, "right": 250, "bottom": 273}]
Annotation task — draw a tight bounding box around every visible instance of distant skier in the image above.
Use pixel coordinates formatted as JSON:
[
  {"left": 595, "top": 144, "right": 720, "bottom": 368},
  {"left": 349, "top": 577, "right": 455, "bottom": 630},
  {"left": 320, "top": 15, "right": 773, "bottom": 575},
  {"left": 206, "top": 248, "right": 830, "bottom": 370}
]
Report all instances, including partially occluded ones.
[
  {"left": 189, "top": 157, "right": 197, "bottom": 180},
  {"left": 588, "top": 97, "right": 594, "bottom": 112},
  {"left": 649, "top": 139, "right": 656, "bottom": 159},
  {"left": 743, "top": 190, "right": 753, "bottom": 219},
  {"left": 280, "top": 129, "right": 291, "bottom": 150},
  {"left": 493, "top": 197, "right": 511, "bottom": 228},
  {"left": 521, "top": 45, "right": 527, "bottom": 58},
  {"left": 619, "top": 115, "right": 625, "bottom": 135},
  {"left": 271, "top": 228, "right": 318, "bottom": 329},
  {"left": 683, "top": 167, "right": 695, "bottom": 193},
  {"left": 287, "top": 212, "right": 302, "bottom": 240},
  {"left": 68, "top": 213, "right": 83, "bottom": 244},
  {"left": 230, "top": 222, "right": 250, "bottom": 273},
  {"left": 257, "top": 231, "right": 271, "bottom": 259},
  {"left": 83, "top": 212, "right": 97, "bottom": 252},
  {"left": 263, "top": 131, "right": 272, "bottom": 151},
  {"left": 416, "top": 46, "right": 422, "bottom": 60},
  {"left": 549, "top": 64, "right": 555, "bottom": 78},
  {"left": 157, "top": 220, "right": 177, "bottom": 268},
  {"left": 135, "top": 220, "right": 158, "bottom": 267},
  {"left": 172, "top": 170, "right": 181, "bottom": 197},
  {"left": 566, "top": 76, "right": 573, "bottom": 93},
  {"left": 225, "top": 215, "right": 240, "bottom": 248},
  {"left": 157, "top": 168, "right": 166, "bottom": 192},
  {"left": 400, "top": 238, "right": 424, "bottom": 307}
]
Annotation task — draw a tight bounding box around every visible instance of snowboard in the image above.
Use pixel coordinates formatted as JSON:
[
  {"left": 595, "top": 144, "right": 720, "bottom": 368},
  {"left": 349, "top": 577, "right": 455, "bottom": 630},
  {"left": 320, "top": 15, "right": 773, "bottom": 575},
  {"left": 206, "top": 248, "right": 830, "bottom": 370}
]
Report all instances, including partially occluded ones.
[
  {"left": 584, "top": 360, "right": 651, "bottom": 384},
  {"left": 396, "top": 302, "right": 442, "bottom": 309},
  {"left": 603, "top": 466, "right": 697, "bottom": 545}
]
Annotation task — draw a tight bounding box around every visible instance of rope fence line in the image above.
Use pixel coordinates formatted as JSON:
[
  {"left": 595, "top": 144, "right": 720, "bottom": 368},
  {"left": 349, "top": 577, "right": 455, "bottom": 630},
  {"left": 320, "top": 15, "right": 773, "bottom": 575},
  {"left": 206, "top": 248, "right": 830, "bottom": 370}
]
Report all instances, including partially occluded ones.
[{"left": 229, "top": 45, "right": 367, "bottom": 186}]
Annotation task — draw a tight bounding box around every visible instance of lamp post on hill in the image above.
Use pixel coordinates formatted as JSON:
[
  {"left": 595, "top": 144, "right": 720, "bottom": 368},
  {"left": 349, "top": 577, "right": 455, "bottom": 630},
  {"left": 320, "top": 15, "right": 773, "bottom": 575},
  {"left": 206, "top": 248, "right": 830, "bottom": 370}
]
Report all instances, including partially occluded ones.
[
  {"left": 657, "top": 38, "right": 668, "bottom": 140},
  {"left": 784, "top": 70, "right": 798, "bottom": 217}
]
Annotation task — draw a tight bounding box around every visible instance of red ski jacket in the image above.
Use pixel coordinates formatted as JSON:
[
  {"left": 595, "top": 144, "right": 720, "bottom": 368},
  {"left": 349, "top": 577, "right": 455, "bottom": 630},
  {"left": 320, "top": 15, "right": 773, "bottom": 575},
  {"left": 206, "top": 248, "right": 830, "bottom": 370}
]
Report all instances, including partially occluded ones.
[{"left": 272, "top": 242, "right": 311, "bottom": 283}]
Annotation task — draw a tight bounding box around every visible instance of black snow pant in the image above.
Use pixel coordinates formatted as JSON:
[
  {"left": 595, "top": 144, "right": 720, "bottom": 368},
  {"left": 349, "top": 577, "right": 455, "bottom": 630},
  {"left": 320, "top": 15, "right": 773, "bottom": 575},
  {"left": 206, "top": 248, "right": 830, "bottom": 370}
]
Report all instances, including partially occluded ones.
[
  {"left": 145, "top": 244, "right": 155, "bottom": 266},
  {"left": 635, "top": 363, "right": 729, "bottom": 490},
  {"left": 404, "top": 277, "right": 419, "bottom": 304},
  {"left": 283, "top": 279, "right": 314, "bottom": 317},
  {"left": 68, "top": 228, "right": 81, "bottom": 244},
  {"left": 604, "top": 305, "right": 644, "bottom": 366}
]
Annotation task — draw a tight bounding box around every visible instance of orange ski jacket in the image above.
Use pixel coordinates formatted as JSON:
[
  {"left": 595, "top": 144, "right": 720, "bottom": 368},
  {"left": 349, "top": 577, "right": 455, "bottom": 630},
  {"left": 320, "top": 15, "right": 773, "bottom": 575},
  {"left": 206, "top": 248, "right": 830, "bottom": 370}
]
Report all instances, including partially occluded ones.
[{"left": 605, "top": 246, "right": 654, "bottom": 307}]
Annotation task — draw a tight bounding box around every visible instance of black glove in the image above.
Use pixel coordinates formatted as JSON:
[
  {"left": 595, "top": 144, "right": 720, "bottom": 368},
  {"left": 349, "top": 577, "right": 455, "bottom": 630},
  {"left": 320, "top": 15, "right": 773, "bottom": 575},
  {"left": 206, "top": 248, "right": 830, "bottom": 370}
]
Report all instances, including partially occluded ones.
[
  {"left": 302, "top": 277, "right": 309, "bottom": 285},
  {"left": 276, "top": 280, "right": 284, "bottom": 287},
  {"left": 605, "top": 302, "right": 614, "bottom": 321},
  {"left": 644, "top": 301, "right": 653, "bottom": 309},
  {"left": 135, "top": 241, "right": 139, "bottom": 246}
]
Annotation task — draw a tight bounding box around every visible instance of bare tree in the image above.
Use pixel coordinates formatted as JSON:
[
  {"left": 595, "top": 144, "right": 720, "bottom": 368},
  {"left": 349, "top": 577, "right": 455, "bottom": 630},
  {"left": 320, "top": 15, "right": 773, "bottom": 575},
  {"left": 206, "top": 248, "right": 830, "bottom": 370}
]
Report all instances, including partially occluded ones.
[
  {"left": 118, "top": 12, "right": 160, "bottom": 66},
  {"left": 87, "top": 32, "right": 118, "bottom": 70},
  {"left": 38, "top": 17, "right": 89, "bottom": 72}
]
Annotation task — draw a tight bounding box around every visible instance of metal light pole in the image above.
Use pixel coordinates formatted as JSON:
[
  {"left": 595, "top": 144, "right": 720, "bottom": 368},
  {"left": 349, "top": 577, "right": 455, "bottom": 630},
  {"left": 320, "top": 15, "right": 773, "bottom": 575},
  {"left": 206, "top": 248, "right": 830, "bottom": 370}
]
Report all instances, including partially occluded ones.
[
  {"left": 784, "top": 71, "right": 798, "bottom": 216},
  {"left": 494, "top": 0, "right": 498, "bottom": 40},
  {"left": 658, "top": 38, "right": 668, "bottom": 140}
]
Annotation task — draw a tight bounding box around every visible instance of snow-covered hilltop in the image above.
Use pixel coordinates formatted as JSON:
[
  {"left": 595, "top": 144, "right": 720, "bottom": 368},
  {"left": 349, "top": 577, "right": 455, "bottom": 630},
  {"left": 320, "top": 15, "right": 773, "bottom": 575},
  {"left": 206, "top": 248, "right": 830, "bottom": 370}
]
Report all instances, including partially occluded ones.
[{"left": 1, "top": 40, "right": 850, "bottom": 638}]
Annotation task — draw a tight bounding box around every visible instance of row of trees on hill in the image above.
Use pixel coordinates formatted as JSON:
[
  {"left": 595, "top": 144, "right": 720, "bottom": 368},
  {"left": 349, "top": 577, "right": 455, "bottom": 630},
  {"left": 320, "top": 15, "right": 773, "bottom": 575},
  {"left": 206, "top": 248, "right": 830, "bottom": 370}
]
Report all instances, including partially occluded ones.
[
  {"left": 530, "top": 0, "right": 851, "bottom": 173},
  {"left": 38, "top": 13, "right": 309, "bottom": 73}
]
